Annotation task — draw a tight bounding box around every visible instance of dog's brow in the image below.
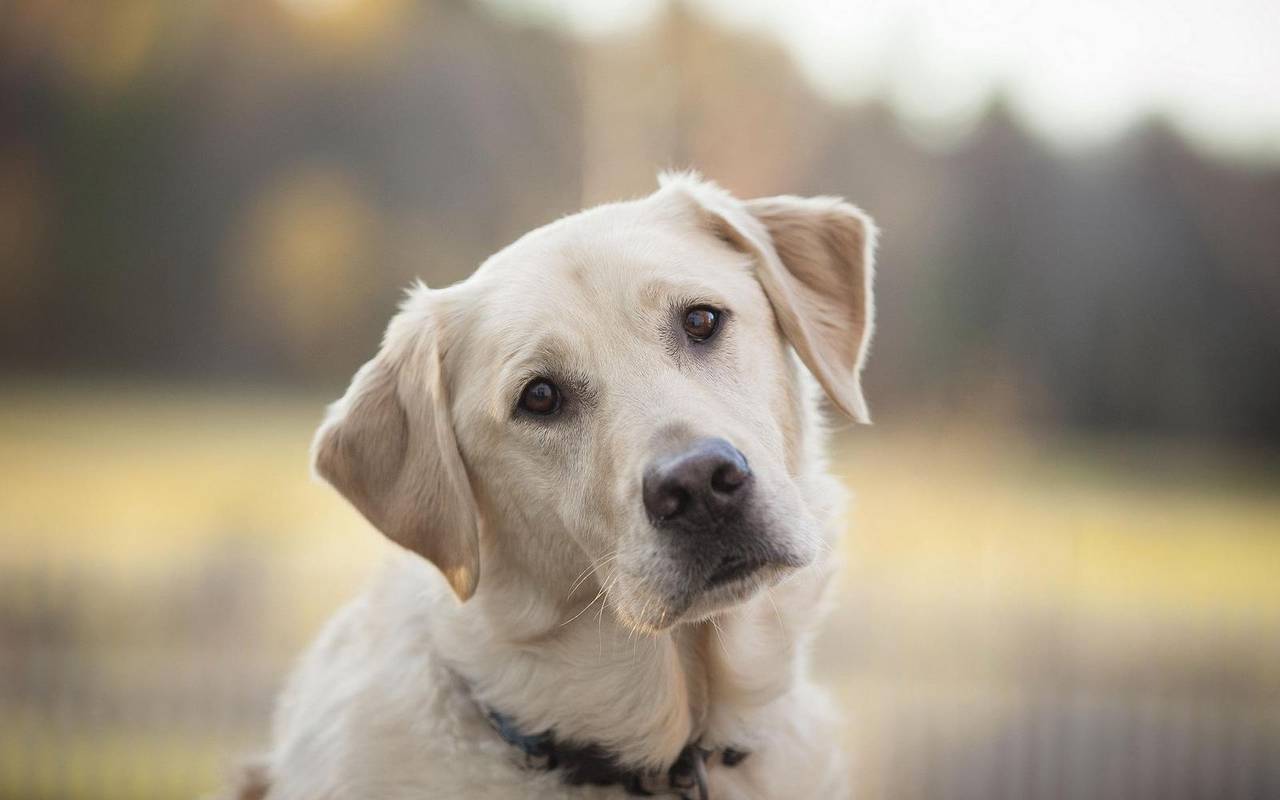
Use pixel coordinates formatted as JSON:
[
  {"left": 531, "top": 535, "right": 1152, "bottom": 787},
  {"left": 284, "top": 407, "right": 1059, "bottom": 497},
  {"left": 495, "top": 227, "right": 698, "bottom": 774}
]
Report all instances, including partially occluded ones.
[
  {"left": 502, "top": 336, "right": 567, "bottom": 367},
  {"left": 493, "top": 337, "right": 576, "bottom": 414},
  {"left": 638, "top": 277, "right": 726, "bottom": 308}
]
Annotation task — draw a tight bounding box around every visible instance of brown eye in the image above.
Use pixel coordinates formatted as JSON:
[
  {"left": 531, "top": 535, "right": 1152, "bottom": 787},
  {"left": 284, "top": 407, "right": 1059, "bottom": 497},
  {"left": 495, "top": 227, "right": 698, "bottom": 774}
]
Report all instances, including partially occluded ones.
[
  {"left": 683, "top": 306, "right": 720, "bottom": 341},
  {"left": 519, "top": 379, "right": 560, "bottom": 415}
]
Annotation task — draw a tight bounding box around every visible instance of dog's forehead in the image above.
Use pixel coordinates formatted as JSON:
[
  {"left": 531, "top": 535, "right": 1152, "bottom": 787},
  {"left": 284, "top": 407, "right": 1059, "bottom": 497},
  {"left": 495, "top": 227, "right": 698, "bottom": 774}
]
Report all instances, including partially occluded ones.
[{"left": 463, "top": 198, "right": 748, "bottom": 340}]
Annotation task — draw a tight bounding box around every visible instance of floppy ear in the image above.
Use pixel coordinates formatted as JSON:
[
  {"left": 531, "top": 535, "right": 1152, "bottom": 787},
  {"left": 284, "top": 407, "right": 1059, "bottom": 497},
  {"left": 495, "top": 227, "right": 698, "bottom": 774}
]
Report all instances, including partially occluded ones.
[
  {"left": 665, "top": 175, "right": 878, "bottom": 423},
  {"left": 311, "top": 290, "right": 481, "bottom": 600}
]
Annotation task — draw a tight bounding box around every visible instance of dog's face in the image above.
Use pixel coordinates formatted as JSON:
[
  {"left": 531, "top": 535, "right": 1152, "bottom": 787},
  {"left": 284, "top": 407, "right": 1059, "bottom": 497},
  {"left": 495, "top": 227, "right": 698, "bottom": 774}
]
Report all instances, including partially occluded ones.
[
  {"left": 448, "top": 211, "right": 822, "bottom": 631},
  {"left": 313, "top": 175, "right": 876, "bottom": 632}
]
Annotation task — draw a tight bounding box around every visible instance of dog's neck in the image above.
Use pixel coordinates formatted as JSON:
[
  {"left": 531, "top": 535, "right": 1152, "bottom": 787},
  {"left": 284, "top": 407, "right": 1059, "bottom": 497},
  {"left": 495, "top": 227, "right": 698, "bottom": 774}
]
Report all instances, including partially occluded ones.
[{"left": 429, "top": 543, "right": 835, "bottom": 771}]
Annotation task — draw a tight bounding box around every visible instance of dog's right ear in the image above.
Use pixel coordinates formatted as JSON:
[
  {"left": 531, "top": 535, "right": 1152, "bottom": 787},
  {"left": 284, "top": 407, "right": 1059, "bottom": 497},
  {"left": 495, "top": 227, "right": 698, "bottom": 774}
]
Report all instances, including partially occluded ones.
[{"left": 311, "top": 287, "right": 480, "bottom": 601}]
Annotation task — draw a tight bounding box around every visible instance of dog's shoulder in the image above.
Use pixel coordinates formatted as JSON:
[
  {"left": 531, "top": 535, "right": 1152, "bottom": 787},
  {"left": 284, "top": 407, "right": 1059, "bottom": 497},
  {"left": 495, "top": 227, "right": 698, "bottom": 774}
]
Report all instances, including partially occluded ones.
[
  {"left": 257, "top": 558, "right": 633, "bottom": 798},
  {"left": 257, "top": 559, "right": 476, "bottom": 795}
]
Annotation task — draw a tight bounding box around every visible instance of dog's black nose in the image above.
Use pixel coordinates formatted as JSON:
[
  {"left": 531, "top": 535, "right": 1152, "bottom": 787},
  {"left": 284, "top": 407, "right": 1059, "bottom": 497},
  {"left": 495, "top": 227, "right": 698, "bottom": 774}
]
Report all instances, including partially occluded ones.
[{"left": 643, "top": 437, "right": 752, "bottom": 527}]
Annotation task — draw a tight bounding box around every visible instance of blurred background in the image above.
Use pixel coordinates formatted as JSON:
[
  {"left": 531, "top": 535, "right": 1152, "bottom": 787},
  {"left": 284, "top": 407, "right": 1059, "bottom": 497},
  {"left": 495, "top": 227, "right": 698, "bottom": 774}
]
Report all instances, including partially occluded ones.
[{"left": 2, "top": 0, "right": 1279, "bottom": 798}]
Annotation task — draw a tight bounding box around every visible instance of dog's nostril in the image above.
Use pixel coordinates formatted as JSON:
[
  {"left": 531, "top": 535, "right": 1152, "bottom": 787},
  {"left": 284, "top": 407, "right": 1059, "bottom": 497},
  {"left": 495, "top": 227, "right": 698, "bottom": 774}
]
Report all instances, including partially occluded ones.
[
  {"left": 711, "top": 461, "right": 749, "bottom": 494},
  {"left": 650, "top": 486, "right": 687, "bottom": 520}
]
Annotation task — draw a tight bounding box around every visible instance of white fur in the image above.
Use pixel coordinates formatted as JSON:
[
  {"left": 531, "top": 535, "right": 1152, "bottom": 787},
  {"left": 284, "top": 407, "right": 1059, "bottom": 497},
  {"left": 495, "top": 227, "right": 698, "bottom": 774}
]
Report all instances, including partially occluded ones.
[{"left": 237, "top": 175, "right": 876, "bottom": 799}]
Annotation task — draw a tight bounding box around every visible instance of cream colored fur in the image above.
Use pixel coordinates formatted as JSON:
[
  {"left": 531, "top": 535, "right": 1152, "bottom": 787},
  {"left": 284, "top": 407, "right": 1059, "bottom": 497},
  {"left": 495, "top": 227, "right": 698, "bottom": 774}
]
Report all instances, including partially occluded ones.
[{"left": 238, "top": 174, "right": 878, "bottom": 799}]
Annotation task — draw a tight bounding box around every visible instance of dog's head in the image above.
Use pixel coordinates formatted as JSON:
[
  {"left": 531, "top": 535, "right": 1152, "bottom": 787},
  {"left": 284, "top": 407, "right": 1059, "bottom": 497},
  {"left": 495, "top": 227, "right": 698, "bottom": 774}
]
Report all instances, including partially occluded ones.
[{"left": 313, "top": 175, "right": 876, "bottom": 632}]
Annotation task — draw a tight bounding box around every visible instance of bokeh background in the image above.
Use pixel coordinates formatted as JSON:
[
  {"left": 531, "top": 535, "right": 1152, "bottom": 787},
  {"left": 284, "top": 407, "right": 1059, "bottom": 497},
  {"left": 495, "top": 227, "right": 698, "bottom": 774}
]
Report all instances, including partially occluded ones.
[{"left": 3, "top": 1, "right": 1279, "bottom": 798}]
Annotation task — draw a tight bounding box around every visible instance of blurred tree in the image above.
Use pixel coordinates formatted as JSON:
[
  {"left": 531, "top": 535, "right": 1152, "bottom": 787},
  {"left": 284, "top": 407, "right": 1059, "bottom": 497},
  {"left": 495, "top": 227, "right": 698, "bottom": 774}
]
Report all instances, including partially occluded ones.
[{"left": 1, "top": 0, "right": 1277, "bottom": 441}]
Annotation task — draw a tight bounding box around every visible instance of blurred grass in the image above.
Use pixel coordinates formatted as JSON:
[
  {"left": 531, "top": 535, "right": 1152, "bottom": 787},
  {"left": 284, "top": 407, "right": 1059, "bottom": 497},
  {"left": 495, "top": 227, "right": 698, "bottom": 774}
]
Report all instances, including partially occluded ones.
[
  {"left": 0, "top": 382, "right": 386, "bottom": 626},
  {"left": 834, "top": 424, "right": 1280, "bottom": 624},
  {"left": 2, "top": 383, "right": 1279, "bottom": 798}
]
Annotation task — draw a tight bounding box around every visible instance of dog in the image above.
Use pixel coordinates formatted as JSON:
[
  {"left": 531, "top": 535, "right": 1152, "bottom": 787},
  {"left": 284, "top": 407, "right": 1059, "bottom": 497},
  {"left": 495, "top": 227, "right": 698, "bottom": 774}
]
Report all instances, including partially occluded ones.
[{"left": 236, "top": 173, "right": 877, "bottom": 799}]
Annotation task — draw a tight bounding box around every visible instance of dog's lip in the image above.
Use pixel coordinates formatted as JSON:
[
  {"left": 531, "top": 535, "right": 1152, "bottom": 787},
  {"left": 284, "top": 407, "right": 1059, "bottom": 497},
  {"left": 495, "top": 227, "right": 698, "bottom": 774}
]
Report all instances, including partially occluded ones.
[{"left": 705, "top": 554, "right": 769, "bottom": 588}]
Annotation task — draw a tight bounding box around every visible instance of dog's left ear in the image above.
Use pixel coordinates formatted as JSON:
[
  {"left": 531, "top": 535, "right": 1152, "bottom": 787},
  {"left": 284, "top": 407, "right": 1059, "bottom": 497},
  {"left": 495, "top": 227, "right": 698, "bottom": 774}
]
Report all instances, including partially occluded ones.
[{"left": 665, "top": 175, "right": 878, "bottom": 422}]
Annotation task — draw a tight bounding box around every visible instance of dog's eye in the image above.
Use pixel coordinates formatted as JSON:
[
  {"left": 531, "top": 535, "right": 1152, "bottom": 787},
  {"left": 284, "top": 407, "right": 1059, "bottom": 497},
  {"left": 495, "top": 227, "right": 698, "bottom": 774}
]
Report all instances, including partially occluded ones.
[
  {"left": 518, "top": 379, "right": 561, "bottom": 415},
  {"left": 683, "top": 306, "right": 720, "bottom": 342}
]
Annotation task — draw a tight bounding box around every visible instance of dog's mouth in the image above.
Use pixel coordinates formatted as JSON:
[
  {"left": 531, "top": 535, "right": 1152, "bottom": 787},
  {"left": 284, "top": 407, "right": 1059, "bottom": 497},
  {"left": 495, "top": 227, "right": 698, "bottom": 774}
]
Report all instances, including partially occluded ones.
[
  {"left": 670, "top": 556, "right": 793, "bottom": 626},
  {"left": 612, "top": 531, "right": 814, "bottom": 632},
  {"left": 705, "top": 555, "right": 768, "bottom": 588}
]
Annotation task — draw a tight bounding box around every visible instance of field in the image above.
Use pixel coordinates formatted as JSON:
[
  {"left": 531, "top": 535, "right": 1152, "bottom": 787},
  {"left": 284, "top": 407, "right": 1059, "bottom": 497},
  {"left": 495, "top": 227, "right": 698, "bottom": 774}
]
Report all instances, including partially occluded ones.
[{"left": 2, "top": 384, "right": 1278, "bottom": 799}]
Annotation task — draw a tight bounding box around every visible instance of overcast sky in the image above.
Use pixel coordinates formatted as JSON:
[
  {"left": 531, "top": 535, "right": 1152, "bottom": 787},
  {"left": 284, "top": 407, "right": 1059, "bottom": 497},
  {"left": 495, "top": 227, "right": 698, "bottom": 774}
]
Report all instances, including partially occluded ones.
[{"left": 484, "top": 0, "right": 1280, "bottom": 161}]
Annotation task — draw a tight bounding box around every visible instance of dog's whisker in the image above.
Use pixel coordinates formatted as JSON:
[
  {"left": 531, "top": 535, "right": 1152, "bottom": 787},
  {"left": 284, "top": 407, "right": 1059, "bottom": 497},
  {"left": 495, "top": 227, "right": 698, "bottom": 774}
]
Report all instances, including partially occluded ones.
[
  {"left": 565, "top": 551, "right": 620, "bottom": 601},
  {"left": 761, "top": 581, "right": 792, "bottom": 651},
  {"left": 559, "top": 563, "right": 617, "bottom": 628},
  {"left": 559, "top": 586, "right": 607, "bottom": 628},
  {"left": 627, "top": 607, "right": 642, "bottom": 646},
  {"left": 629, "top": 584, "right": 656, "bottom": 647},
  {"left": 628, "top": 589, "right": 662, "bottom": 652},
  {"left": 708, "top": 617, "right": 731, "bottom": 660},
  {"left": 565, "top": 564, "right": 599, "bottom": 601},
  {"left": 595, "top": 570, "right": 621, "bottom": 662}
]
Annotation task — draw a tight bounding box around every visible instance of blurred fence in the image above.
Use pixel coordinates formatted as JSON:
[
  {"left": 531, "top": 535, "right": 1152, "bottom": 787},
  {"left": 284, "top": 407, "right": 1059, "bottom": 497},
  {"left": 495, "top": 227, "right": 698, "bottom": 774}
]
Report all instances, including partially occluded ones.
[
  {"left": 3, "top": 562, "right": 1278, "bottom": 800},
  {"left": 0, "top": 563, "right": 287, "bottom": 800},
  {"left": 847, "top": 678, "right": 1280, "bottom": 800}
]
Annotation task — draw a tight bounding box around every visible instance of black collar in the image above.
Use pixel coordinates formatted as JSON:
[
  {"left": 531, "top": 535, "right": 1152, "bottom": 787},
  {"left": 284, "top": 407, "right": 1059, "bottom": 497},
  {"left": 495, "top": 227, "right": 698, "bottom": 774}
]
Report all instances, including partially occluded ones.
[{"left": 485, "top": 709, "right": 749, "bottom": 799}]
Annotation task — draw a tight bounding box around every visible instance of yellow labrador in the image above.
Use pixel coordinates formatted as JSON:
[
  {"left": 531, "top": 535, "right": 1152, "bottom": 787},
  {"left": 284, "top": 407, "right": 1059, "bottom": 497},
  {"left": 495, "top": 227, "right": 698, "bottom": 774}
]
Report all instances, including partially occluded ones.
[{"left": 239, "top": 173, "right": 877, "bottom": 799}]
